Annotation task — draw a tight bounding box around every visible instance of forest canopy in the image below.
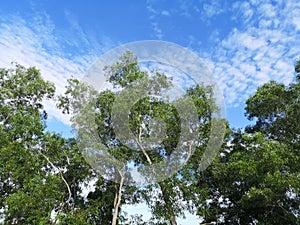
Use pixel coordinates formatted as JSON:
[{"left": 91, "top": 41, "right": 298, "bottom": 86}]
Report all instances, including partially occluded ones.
[{"left": 0, "top": 57, "right": 299, "bottom": 224}]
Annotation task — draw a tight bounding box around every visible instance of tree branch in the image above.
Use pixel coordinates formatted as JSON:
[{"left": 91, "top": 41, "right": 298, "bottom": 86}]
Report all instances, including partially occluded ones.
[
  {"left": 37, "top": 150, "right": 72, "bottom": 207},
  {"left": 135, "top": 126, "right": 153, "bottom": 165}
]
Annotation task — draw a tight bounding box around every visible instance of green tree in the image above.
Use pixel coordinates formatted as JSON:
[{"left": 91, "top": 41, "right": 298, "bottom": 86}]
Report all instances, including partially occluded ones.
[
  {"left": 58, "top": 52, "right": 224, "bottom": 225},
  {"left": 0, "top": 56, "right": 224, "bottom": 224},
  {"left": 0, "top": 64, "right": 119, "bottom": 224},
  {"left": 0, "top": 64, "right": 61, "bottom": 224},
  {"left": 197, "top": 60, "right": 300, "bottom": 224},
  {"left": 198, "top": 132, "right": 299, "bottom": 224}
]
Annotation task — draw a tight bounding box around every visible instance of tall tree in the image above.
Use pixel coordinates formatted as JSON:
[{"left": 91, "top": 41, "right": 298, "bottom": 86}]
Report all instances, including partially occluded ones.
[
  {"left": 0, "top": 64, "right": 62, "bottom": 224},
  {"left": 0, "top": 64, "right": 120, "bottom": 224},
  {"left": 196, "top": 59, "right": 300, "bottom": 224},
  {"left": 58, "top": 51, "right": 223, "bottom": 224}
]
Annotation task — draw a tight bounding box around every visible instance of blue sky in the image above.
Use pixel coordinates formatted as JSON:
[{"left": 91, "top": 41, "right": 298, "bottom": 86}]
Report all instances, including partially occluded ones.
[
  {"left": 1, "top": 0, "right": 299, "bottom": 132},
  {"left": 0, "top": 0, "right": 299, "bottom": 223}
]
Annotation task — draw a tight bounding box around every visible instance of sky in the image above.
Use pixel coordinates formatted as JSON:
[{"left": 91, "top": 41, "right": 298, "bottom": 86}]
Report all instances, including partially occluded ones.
[{"left": 0, "top": 0, "right": 299, "bottom": 223}]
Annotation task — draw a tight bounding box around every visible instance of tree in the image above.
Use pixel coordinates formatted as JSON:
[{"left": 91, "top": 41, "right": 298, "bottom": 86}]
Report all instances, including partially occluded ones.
[
  {"left": 245, "top": 59, "right": 300, "bottom": 174},
  {"left": 0, "top": 64, "right": 119, "bottom": 224},
  {"left": 197, "top": 60, "right": 300, "bottom": 224},
  {"left": 0, "top": 64, "right": 62, "bottom": 224},
  {"left": 58, "top": 51, "right": 224, "bottom": 224},
  {"left": 0, "top": 54, "right": 225, "bottom": 224}
]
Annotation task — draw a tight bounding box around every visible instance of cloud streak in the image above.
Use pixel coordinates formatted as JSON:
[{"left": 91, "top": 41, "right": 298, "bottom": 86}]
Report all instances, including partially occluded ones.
[{"left": 0, "top": 12, "right": 115, "bottom": 124}]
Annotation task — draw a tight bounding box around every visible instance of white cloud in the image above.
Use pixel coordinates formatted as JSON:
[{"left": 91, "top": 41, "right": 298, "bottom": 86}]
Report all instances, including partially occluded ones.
[
  {"left": 2, "top": 0, "right": 298, "bottom": 126},
  {"left": 151, "top": 22, "right": 164, "bottom": 39},
  {"left": 145, "top": 0, "right": 299, "bottom": 109},
  {"left": 161, "top": 10, "right": 170, "bottom": 16},
  {"left": 0, "top": 13, "right": 115, "bottom": 125},
  {"left": 178, "top": 0, "right": 194, "bottom": 17},
  {"left": 146, "top": 0, "right": 165, "bottom": 39},
  {"left": 202, "top": 0, "right": 224, "bottom": 19},
  {"left": 205, "top": 0, "right": 300, "bottom": 107}
]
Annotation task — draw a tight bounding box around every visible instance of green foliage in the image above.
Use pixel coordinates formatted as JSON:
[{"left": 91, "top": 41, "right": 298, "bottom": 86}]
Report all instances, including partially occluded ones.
[
  {"left": 295, "top": 58, "right": 300, "bottom": 76},
  {"left": 2, "top": 57, "right": 298, "bottom": 225},
  {"left": 245, "top": 79, "right": 300, "bottom": 142},
  {"left": 57, "top": 52, "right": 219, "bottom": 225},
  {"left": 104, "top": 51, "right": 147, "bottom": 88},
  {"left": 200, "top": 132, "right": 298, "bottom": 224},
  {"left": 197, "top": 61, "right": 300, "bottom": 224},
  {"left": 0, "top": 64, "right": 109, "bottom": 224}
]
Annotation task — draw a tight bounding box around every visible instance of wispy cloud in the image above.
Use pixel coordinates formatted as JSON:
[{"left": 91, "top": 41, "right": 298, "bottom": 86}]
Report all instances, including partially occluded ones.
[
  {"left": 145, "top": 0, "right": 299, "bottom": 108},
  {"left": 1, "top": 0, "right": 299, "bottom": 124},
  {"left": 201, "top": 0, "right": 225, "bottom": 20},
  {"left": 161, "top": 10, "right": 171, "bottom": 16},
  {"left": 0, "top": 12, "right": 115, "bottom": 124},
  {"left": 146, "top": 1, "right": 165, "bottom": 39},
  {"left": 206, "top": 0, "right": 300, "bottom": 107}
]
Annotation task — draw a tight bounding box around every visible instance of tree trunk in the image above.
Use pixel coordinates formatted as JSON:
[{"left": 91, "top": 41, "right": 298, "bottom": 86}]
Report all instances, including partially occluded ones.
[
  {"left": 112, "top": 171, "right": 125, "bottom": 225},
  {"left": 159, "top": 182, "right": 178, "bottom": 225},
  {"left": 136, "top": 128, "right": 177, "bottom": 225}
]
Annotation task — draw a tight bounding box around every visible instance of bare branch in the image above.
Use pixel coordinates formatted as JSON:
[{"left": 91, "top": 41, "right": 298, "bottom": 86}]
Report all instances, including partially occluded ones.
[
  {"left": 135, "top": 126, "right": 153, "bottom": 165},
  {"left": 37, "top": 150, "right": 72, "bottom": 207}
]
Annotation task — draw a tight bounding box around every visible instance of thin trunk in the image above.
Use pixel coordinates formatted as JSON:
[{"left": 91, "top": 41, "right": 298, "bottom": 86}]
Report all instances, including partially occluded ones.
[
  {"left": 135, "top": 127, "right": 177, "bottom": 225},
  {"left": 159, "top": 182, "right": 178, "bottom": 225},
  {"left": 112, "top": 171, "right": 125, "bottom": 225}
]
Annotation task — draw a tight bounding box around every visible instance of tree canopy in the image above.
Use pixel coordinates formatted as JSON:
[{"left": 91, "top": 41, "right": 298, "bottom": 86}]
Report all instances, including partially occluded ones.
[
  {"left": 57, "top": 51, "right": 222, "bottom": 225},
  {"left": 196, "top": 59, "right": 300, "bottom": 224},
  {"left": 0, "top": 58, "right": 299, "bottom": 224}
]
